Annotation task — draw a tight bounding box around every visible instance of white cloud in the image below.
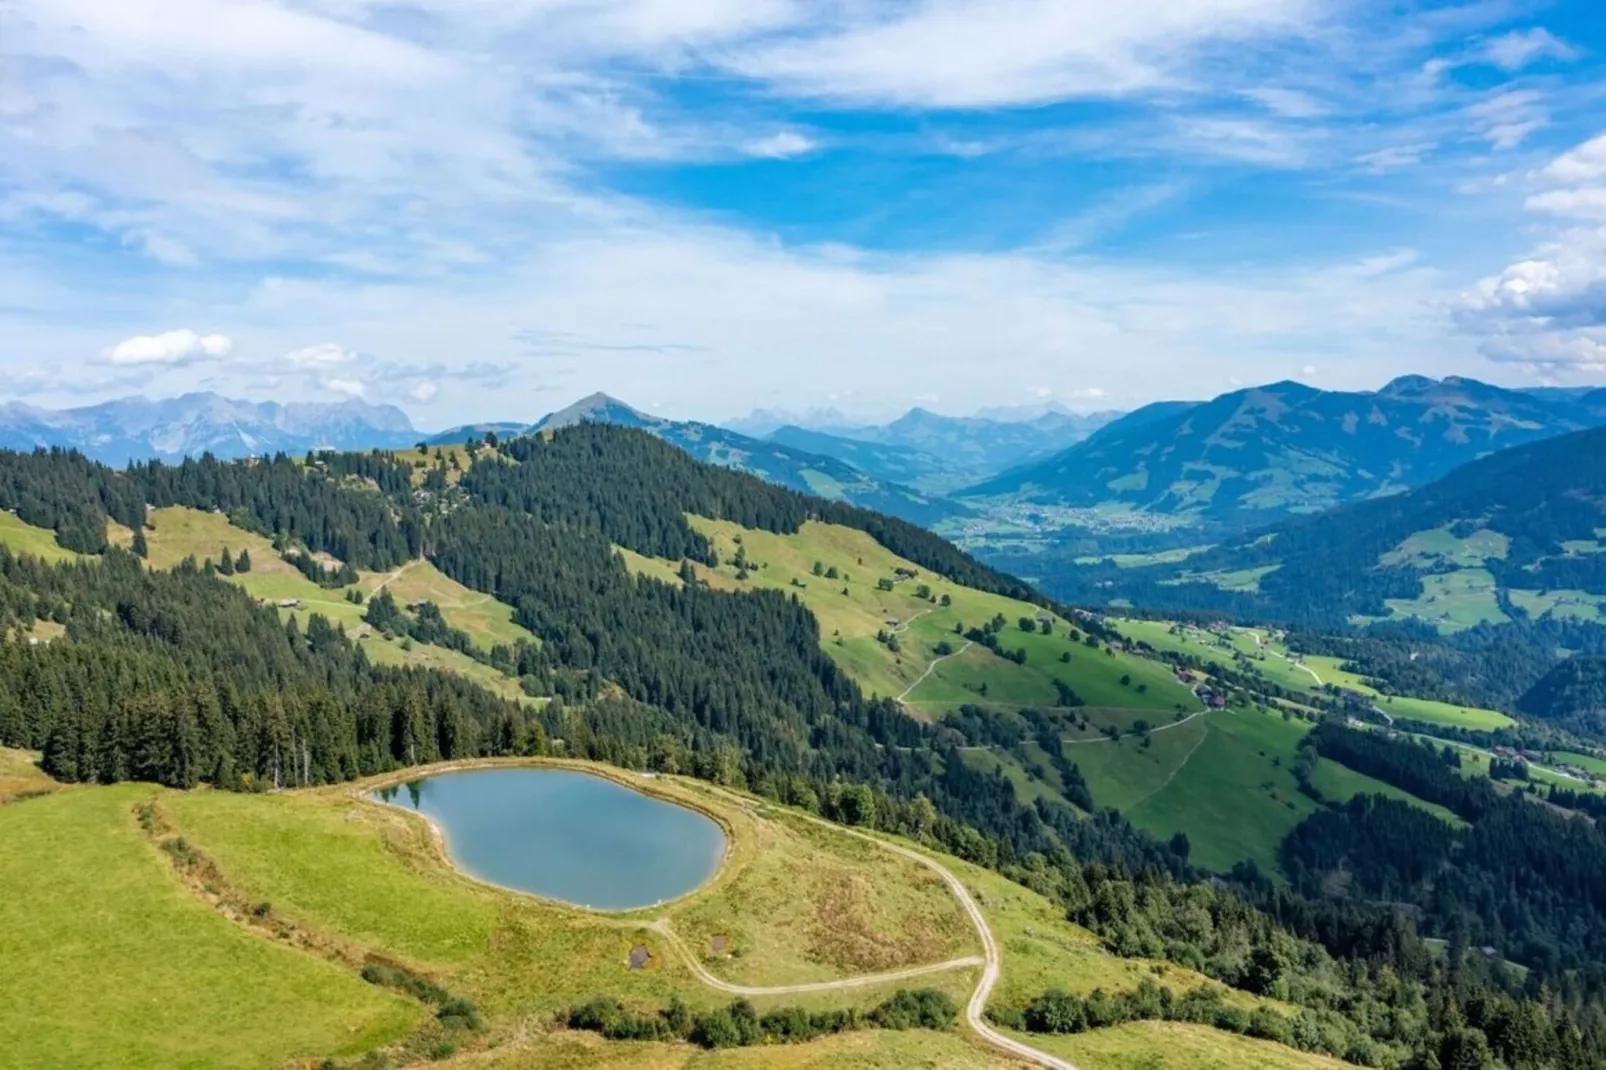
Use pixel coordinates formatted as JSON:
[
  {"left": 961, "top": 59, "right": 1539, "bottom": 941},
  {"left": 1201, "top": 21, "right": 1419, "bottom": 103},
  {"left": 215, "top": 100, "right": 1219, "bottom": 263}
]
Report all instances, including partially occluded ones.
[
  {"left": 103, "top": 329, "right": 232, "bottom": 366},
  {"left": 1480, "top": 28, "right": 1575, "bottom": 72},
  {"left": 1029, "top": 385, "right": 1053, "bottom": 399},
  {"left": 1456, "top": 221, "right": 1606, "bottom": 369},
  {"left": 1242, "top": 87, "right": 1327, "bottom": 119},
  {"left": 120, "top": 230, "right": 200, "bottom": 267},
  {"left": 408, "top": 381, "right": 440, "bottom": 403},
  {"left": 323, "top": 377, "right": 367, "bottom": 397},
  {"left": 1467, "top": 90, "right": 1547, "bottom": 150},
  {"left": 743, "top": 132, "right": 818, "bottom": 159},
  {"left": 1526, "top": 189, "right": 1606, "bottom": 222},
  {"left": 194, "top": 212, "right": 1465, "bottom": 422},
  {"left": 0, "top": 0, "right": 1584, "bottom": 419},
  {"left": 726, "top": 0, "right": 1315, "bottom": 109},
  {"left": 1356, "top": 143, "right": 1435, "bottom": 174},
  {"left": 1544, "top": 135, "right": 1606, "bottom": 184},
  {"left": 285, "top": 342, "right": 357, "bottom": 367}
]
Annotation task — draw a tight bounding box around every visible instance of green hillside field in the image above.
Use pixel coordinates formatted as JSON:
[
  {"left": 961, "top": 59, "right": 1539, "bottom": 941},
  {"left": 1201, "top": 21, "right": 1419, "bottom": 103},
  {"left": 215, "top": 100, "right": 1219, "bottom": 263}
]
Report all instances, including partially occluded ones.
[
  {"left": 75, "top": 507, "right": 534, "bottom": 705},
  {"left": 625, "top": 516, "right": 1199, "bottom": 722},
  {"left": 0, "top": 753, "right": 1309, "bottom": 1070},
  {"left": 1113, "top": 620, "right": 1514, "bottom": 732}
]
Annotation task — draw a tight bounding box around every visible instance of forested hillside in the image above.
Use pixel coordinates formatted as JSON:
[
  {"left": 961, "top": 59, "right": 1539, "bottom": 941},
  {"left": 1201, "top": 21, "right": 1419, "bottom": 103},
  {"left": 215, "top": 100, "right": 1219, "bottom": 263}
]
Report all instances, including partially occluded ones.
[
  {"left": 530, "top": 393, "right": 968, "bottom": 526},
  {"left": 1016, "top": 423, "right": 1606, "bottom": 641},
  {"left": 0, "top": 431, "right": 1602, "bottom": 1068},
  {"left": 964, "top": 376, "right": 1603, "bottom": 524}
]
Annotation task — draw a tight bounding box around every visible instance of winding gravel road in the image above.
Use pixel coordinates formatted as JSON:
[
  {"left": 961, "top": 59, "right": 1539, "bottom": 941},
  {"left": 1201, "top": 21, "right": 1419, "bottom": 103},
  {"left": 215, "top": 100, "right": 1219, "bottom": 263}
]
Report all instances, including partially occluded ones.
[{"left": 691, "top": 784, "right": 1080, "bottom": 1069}]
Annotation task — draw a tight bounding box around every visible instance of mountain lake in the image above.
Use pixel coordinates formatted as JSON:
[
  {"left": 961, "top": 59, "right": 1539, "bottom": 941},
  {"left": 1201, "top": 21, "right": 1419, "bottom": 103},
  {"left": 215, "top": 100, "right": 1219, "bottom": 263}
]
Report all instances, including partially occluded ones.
[{"left": 373, "top": 767, "right": 725, "bottom": 911}]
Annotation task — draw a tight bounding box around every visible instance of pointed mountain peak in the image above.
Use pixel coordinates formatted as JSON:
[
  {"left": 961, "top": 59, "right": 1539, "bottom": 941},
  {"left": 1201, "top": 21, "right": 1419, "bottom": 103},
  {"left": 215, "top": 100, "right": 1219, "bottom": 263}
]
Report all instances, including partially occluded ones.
[{"left": 535, "top": 392, "right": 660, "bottom": 431}]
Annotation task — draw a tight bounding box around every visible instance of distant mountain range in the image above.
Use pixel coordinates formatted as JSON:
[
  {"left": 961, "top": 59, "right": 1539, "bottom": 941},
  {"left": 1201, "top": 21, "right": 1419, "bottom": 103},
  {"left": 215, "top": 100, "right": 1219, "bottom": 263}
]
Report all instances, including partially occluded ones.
[
  {"left": 532, "top": 394, "right": 968, "bottom": 526},
  {"left": 965, "top": 376, "right": 1606, "bottom": 523},
  {"left": 1035, "top": 421, "right": 1606, "bottom": 631},
  {"left": 12, "top": 378, "right": 1605, "bottom": 550},
  {"left": 758, "top": 407, "right": 1122, "bottom": 494},
  {"left": 0, "top": 392, "right": 419, "bottom": 465}
]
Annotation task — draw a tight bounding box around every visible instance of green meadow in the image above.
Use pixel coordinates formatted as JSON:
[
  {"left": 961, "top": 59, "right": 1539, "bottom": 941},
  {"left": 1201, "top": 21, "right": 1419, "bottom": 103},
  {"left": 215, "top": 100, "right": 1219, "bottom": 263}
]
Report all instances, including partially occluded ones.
[
  {"left": 0, "top": 786, "right": 417, "bottom": 1069},
  {"left": 0, "top": 756, "right": 1320, "bottom": 1069},
  {"left": 616, "top": 516, "right": 1203, "bottom": 721}
]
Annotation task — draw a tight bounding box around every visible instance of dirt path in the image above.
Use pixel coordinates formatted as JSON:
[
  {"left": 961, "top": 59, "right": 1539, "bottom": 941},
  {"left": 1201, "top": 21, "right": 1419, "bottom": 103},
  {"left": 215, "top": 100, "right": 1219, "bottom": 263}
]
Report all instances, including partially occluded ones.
[
  {"left": 369, "top": 560, "right": 414, "bottom": 594},
  {"left": 1244, "top": 630, "right": 1398, "bottom": 726},
  {"left": 897, "top": 639, "right": 972, "bottom": 702},
  {"left": 890, "top": 607, "right": 933, "bottom": 634},
  {"left": 1123, "top": 720, "right": 1212, "bottom": 811},
  {"left": 1061, "top": 706, "right": 1210, "bottom": 746},
  {"left": 648, "top": 918, "right": 983, "bottom": 995},
  {"left": 690, "top": 784, "right": 1079, "bottom": 1069}
]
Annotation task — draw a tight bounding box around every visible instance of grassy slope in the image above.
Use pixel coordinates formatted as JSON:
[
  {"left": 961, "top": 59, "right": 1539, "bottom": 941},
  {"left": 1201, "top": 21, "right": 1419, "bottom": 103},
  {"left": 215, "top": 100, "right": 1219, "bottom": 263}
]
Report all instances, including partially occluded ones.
[
  {"left": 1379, "top": 569, "right": 1508, "bottom": 633},
  {"left": 2, "top": 758, "right": 1325, "bottom": 1069},
  {"left": 1307, "top": 759, "right": 1466, "bottom": 827},
  {"left": 617, "top": 517, "right": 1196, "bottom": 721},
  {"left": 1030, "top": 1021, "right": 1350, "bottom": 1069},
  {"left": 1115, "top": 619, "right": 1513, "bottom": 732},
  {"left": 673, "top": 810, "right": 976, "bottom": 986},
  {"left": 0, "top": 786, "right": 416, "bottom": 1070},
  {"left": 0, "top": 510, "right": 85, "bottom": 563},
  {"left": 354, "top": 559, "right": 537, "bottom": 652},
  {"left": 1110, "top": 708, "right": 1318, "bottom": 876},
  {"left": 0, "top": 746, "right": 57, "bottom": 803},
  {"left": 1069, "top": 714, "right": 1213, "bottom": 813},
  {"left": 113, "top": 506, "right": 534, "bottom": 703}
]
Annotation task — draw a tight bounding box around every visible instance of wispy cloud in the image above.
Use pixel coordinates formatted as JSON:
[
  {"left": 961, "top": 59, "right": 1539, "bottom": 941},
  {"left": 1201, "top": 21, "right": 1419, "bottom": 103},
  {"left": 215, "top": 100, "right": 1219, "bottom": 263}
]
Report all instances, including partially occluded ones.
[{"left": 2, "top": 0, "right": 1604, "bottom": 420}]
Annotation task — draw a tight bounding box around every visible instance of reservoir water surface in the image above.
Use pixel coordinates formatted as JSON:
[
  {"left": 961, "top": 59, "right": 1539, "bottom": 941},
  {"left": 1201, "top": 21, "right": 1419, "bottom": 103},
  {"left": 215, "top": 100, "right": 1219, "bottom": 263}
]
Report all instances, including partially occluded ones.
[{"left": 374, "top": 767, "right": 725, "bottom": 910}]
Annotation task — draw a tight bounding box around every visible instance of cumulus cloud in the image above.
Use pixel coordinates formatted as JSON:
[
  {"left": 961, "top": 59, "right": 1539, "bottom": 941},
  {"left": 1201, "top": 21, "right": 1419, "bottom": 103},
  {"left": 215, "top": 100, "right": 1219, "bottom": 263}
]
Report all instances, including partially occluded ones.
[
  {"left": 1455, "top": 130, "right": 1606, "bottom": 370},
  {"left": 408, "top": 381, "right": 440, "bottom": 403},
  {"left": 1526, "top": 189, "right": 1606, "bottom": 222},
  {"left": 103, "top": 329, "right": 232, "bottom": 366},
  {"left": 1544, "top": 135, "right": 1606, "bottom": 184}
]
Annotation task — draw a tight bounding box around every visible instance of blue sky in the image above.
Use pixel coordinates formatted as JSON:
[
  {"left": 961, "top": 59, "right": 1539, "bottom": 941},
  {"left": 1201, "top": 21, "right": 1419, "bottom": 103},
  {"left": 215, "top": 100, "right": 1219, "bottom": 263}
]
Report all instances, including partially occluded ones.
[{"left": 2, "top": 0, "right": 1604, "bottom": 427}]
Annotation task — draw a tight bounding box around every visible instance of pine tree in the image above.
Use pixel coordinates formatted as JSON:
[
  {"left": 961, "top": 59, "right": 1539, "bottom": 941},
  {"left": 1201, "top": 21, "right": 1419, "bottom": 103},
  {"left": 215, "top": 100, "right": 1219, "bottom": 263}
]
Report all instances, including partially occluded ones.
[{"left": 131, "top": 528, "right": 148, "bottom": 559}]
